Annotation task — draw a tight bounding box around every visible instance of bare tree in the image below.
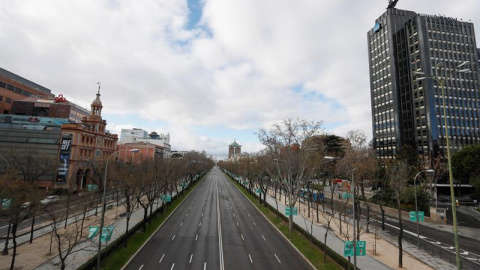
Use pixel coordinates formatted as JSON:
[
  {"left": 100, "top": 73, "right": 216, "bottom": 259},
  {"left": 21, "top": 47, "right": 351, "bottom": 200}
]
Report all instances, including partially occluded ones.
[
  {"left": 257, "top": 118, "right": 323, "bottom": 238},
  {"left": 320, "top": 184, "right": 339, "bottom": 263},
  {"left": 113, "top": 163, "right": 140, "bottom": 245},
  {"left": 45, "top": 203, "right": 88, "bottom": 270},
  {"left": 388, "top": 161, "right": 411, "bottom": 268}
]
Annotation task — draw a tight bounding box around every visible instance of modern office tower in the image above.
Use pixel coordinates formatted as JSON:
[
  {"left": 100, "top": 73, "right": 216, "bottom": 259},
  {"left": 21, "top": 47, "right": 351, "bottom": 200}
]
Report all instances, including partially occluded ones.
[
  {"left": 228, "top": 140, "right": 241, "bottom": 161},
  {"left": 368, "top": 8, "right": 480, "bottom": 165}
]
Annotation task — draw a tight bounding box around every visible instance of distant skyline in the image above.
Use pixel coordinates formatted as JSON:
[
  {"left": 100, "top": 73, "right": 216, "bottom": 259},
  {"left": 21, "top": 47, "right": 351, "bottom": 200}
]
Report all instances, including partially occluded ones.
[{"left": 1, "top": 0, "right": 479, "bottom": 160}]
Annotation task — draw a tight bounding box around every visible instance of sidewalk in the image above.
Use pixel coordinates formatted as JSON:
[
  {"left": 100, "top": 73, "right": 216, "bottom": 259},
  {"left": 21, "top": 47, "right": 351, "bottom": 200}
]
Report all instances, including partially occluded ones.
[{"left": 261, "top": 189, "right": 456, "bottom": 270}]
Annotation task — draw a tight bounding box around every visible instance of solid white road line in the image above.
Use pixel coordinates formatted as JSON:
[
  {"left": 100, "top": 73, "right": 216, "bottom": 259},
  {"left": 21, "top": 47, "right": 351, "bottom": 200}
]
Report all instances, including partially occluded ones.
[
  {"left": 216, "top": 175, "right": 225, "bottom": 270},
  {"left": 274, "top": 254, "right": 281, "bottom": 263}
]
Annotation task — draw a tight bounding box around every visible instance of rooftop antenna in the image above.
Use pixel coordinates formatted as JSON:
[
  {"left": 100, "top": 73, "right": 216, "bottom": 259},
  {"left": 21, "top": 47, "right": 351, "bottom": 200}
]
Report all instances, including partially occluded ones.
[{"left": 97, "top": 81, "right": 101, "bottom": 94}]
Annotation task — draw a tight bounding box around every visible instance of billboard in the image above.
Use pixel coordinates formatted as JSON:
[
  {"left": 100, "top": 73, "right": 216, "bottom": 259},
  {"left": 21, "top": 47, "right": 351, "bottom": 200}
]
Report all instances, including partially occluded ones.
[{"left": 57, "top": 133, "right": 72, "bottom": 183}]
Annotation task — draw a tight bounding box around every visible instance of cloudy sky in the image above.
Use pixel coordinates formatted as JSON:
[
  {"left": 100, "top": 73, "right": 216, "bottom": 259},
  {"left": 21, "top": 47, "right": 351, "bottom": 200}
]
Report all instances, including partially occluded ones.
[{"left": 1, "top": 0, "right": 479, "bottom": 160}]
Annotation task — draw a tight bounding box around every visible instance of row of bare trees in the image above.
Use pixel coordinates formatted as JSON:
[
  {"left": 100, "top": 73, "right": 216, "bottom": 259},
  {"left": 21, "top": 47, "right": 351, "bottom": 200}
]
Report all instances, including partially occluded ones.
[
  {"left": 219, "top": 118, "right": 446, "bottom": 268},
  {"left": 0, "top": 148, "right": 213, "bottom": 270}
]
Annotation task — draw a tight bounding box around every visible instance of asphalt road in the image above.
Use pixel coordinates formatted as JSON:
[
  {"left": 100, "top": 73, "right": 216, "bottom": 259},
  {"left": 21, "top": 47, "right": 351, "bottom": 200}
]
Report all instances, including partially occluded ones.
[{"left": 124, "top": 167, "right": 313, "bottom": 270}]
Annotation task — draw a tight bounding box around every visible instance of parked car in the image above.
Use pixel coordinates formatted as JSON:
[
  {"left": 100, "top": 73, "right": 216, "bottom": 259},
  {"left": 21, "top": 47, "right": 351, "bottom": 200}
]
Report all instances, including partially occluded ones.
[
  {"left": 21, "top": 201, "right": 32, "bottom": 209},
  {"left": 40, "top": 195, "right": 60, "bottom": 205}
]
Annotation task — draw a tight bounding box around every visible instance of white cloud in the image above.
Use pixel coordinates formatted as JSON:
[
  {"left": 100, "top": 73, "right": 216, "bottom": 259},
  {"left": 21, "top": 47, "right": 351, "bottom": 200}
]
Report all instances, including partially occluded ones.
[{"left": 1, "top": 0, "right": 479, "bottom": 157}]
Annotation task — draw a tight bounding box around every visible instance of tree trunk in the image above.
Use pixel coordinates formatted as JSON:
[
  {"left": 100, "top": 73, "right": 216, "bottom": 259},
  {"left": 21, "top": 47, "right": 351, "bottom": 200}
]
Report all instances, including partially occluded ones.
[
  {"left": 142, "top": 208, "right": 148, "bottom": 232},
  {"left": 380, "top": 204, "right": 385, "bottom": 230},
  {"left": 324, "top": 231, "right": 328, "bottom": 263},
  {"left": 10, "top": 223, "right": 18, "bottom": 270},
  {"left": 29, "top": 213, "right": 35, "bottom": 243},
  {"left": 288, "top": 215, "right": 293, "bottom": 238},
  {"left": 2, "top": 223, "right": 11, "bottom": 255}
]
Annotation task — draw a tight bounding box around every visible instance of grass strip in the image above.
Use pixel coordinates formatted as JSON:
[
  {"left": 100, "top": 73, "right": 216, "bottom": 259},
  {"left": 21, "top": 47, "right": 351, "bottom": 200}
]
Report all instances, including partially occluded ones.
[{"left": 229, "top": 177, "right": 342, "bottom": 270}]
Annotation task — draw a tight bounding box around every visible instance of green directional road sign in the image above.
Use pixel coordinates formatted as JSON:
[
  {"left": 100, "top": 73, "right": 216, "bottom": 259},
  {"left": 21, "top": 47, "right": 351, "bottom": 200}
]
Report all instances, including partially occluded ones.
[
  {"left": 344, "top": 241, "right": 367, "bottom": 257},
  {"left": 87, "top": 226, "right": 99, "bottom": 239},
  {"left": 285, "top": 207, "right": 298, "bottom": 216},
  {"left": 409, "top": 211, "right": 425, "bottom": 222},
  {"left": 166, "top": 195, "right": 172, "bottom": 202},
  {"left": 344, "top": 241, "right": 354, "bottom": 256},
  {"left": 100, "top": 225, "right": 115, "bottom": 242},
  {"left": 356, "top": 241, "right": 366, "bottom": 256},
  {"left": 87, "top": 184, "right": 98, "bottom": 192},
  {"left": 255, "top": 188, "right": 261, "bottom": 193},
  {"left": 343, "top": 192, "right": 352, "bottom": 199}
]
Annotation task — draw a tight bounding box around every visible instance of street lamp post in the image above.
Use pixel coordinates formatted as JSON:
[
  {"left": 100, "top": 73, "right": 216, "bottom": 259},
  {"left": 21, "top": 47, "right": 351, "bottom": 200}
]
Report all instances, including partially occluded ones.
[
  {"left": 97, "top": 148, "right": 139, "bottom": 270},
  {"left": 324, "top": 156, "right": 357, "bottom": 270},
  {"left": 415, "top": 61, "right": 470, "bottom": 269},
  {"left": 413, "top": 169, "right": 434, "bottom": 248}
]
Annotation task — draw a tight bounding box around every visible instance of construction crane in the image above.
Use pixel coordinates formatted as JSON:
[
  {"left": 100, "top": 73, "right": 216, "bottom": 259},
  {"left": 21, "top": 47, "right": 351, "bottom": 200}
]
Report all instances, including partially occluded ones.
[{"left": 387, "top": 0, "right": 399, "bottom": 9}]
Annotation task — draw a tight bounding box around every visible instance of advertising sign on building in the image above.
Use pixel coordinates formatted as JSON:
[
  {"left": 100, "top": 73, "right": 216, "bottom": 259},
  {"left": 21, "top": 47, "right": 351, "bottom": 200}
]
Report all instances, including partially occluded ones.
[{"left": 57, "top": 133, "right": 72, "bottom": 183}]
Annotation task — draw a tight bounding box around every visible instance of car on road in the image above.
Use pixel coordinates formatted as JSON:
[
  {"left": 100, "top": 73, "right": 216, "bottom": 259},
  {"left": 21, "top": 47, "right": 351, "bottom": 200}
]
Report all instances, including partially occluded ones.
[{"left": 40, "top": 195, "right": 60, "bottom": 205}]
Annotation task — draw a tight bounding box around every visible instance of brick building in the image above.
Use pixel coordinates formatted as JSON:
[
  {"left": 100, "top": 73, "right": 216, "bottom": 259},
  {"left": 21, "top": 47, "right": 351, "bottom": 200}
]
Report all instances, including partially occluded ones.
[
  {"left": 0, "top": 67, "right": 54, "bottom": 114},
  {"left": 58, "top": 90, "right": 118, "bottom": 192}
]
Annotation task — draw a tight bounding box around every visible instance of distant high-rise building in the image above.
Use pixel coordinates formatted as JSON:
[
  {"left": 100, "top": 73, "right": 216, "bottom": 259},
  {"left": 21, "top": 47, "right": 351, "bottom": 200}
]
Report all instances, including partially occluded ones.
[
  {"left": 368, "top": 8, "right": 480, "bottom": 165},
  {"left": 228, "top": 140, "right": 241, "bottom": 161}
]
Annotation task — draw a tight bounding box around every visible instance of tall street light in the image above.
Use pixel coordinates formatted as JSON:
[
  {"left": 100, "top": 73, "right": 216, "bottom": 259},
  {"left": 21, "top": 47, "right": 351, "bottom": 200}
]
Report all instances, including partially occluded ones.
[
  {"left": 413, "top": 169, "right": 434, "bottom": 248},
  {"left": 97, "top": 148, "right": 139, "bottom": 270},
  {"left": 324, "top": 156, "right": 357, "bottom": 270},
  {"left": 415, "top": 61, "right": 470, "bottom": 269}
]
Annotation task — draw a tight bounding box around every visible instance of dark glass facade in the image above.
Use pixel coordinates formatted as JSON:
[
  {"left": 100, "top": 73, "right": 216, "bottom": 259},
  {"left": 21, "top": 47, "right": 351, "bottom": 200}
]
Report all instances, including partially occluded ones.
[{"left": 368, "top": 9, "right": 480, "bottom": 165}]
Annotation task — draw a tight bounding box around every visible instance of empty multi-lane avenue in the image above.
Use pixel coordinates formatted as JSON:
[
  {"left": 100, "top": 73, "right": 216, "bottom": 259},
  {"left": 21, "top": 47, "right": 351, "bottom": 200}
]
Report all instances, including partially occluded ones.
[{"left": 124, "top": 167, "right": 313, "bottom": 270}]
